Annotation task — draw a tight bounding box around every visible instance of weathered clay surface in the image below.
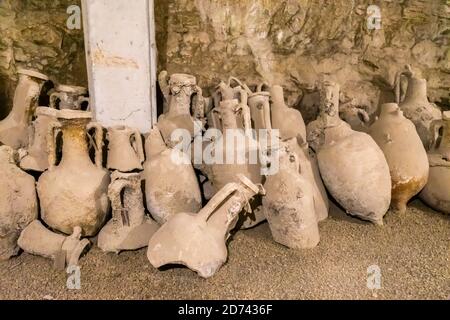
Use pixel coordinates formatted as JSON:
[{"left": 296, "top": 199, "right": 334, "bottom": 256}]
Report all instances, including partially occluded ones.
[
  {"left": 286, "top": 137, "right": 328, "bottom": 222},
  {"left": 144, "top": 126, "right": 202, "bottom": 225},
  {"left": 37, "top": 110, "right": 110, "bottom": 236},
  {"left": 369, "top": 103, "right": 429, "bottom": 213},
  {"left": 106, "top": 126, "right": 144, "bottom": 172},
  {"left": 317, "top": 120, "right": 391, "bottom": 225},
  {"left": 98, "top": 172, "right": 159, "bottom": 253},
  {"left": 420, "top": 111, "right": 450, "bottom": 214},
  {"left": 147, "top": 174, "right": 263, "bottom": 278},
  {"left": 19, "top": 106, "right": 58, "bottom": 172},
  {"left": 0, "top": 145, "right": 38, "bottom": 260},
  {"left": 0, "top": 68, "right": 48, "bottom": 148},
  {"left": 18, "top": 220, "right": 90, "bottom": 269},
  {"left": 49, "top": 84, "right": 89, "bottom": 110},
  {"left": 263, "top": 142, "right": 320, "bottom": 249}
]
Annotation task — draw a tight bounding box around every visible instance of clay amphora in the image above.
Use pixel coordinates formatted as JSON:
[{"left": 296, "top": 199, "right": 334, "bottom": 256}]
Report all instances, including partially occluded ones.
[
  {"left": 270, "top": 85, "right": 306, "bottom": 142},
  {"left": 286, "top": 137, "right": 329, "bottom": 222},
  {"left": 98, "top": 172, "right": 159, "bottom": 253},
  {"left": 317, "top": 119, "right": 391, "bottom": 225},
  {"left": 49, "top": 84, "right": 89, "bottom": 110},
  {"left": 144, "top": 126, "right": 201, "bottom": 225},
  {"left": 306, "top": 81, "right": 341, "bottom": 152},
  {"left": 37, "top": 110, "right": 110, "bottom": 236},
  {"left": 147, "top": 174, "right": 264, "bottom": 278},
  {"left": 419, "top": 111, "right": 450, "bottom": 214},
  {"left": 369, "top": 103, "right": 429, "bottom": 213},
  {"left": 0, "top": 68, "right": 49, "bottom": 149},
  {"left": 106, "top": 126, "right": 144, "bottom": 172},
  {"left": 248, "top": 89, "right": 272, "bottom": 137},
  {"left": 396, "top": 66, "right": 442, "bottom": 149},
  {"left": 157, "top": 73, "right": 204, "bottom": 146},
  {"left": 0, "top": 145, "right": 38, "bottom": 260},
  {"left": 263, "top": 142, "right": 320, "bottom": 249},
  {"left": 18, "top": 220, "right": 90, "bottom": 270},
  {"left": 19, "top": 106, "right": 58, "bottom": 172}
]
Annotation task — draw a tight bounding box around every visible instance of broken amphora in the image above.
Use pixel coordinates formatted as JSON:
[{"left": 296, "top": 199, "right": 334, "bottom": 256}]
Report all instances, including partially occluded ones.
[
  {"left": 157, "top": 72, "right": 204, "bottom": 147},
  {"left": 147, "top": 174, "right": 264, "bottom": 278},
  {"left": 306, "top": 81, "right": 341, "bottom": 152},
  {"left": 49, "top": 84, "right": 89, "bottom": 110},
  {"left": 395, "top": 65, "right": 442, "bottom": 149},
  {"left": 270, "top": 85, "right": 306, "bottom": 142},
  {"left": 19, "top": 106, "right": 58, "bottom": 172},
  {"left": 263, "top": 142, "right": 320, "bottom": 249},
  {"left": 419, "top": 111, "right": 450, "bottom": 214},
  {"left": 369, "top": 103, "right": 429, "bottom": 213},
  {"left": 286, "top": 137, "right": 329, "bottom": 222},
  {"left": 0, "top": 145, "right": 38, "bottom": 260},
  {"left": 106, "top": 125, "right": 144, "bottom": 172},
  {"left": 18, "top": 220, "right": 90, "bottom": 270},
  {"left": 317, "top": 119, "right": 391, "bottom": 225},
  {"left": 37, "top": 110, "right": 110, "bottom": 236},
  {"left": 144, "top": 126, "right": 201, "bottom": 225},
  {"left": 98, "top": 171, "right": 159, "bottom": 253},
  {"left": 0, "top": 68, "right": 49, "bottom": 149}
]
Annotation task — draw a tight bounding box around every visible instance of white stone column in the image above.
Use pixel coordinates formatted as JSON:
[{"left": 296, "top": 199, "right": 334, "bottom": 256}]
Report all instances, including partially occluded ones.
[{"left": 81, "top": 0, "right": 157, "bottom": 133}]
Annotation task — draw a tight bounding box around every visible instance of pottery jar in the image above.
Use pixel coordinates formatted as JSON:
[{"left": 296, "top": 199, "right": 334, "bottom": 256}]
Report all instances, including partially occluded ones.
[
  {"left": 0, "top": 145, "right": 38, "bottom": 260},
  {"left": 317, "top": 119, "right": 391, "bottom": 225},
  {"left": 270, "top": 85, "right": 306, "bottom": 142},
  {"left": 19, "top": 106, "right": 58, "bottom": 172},
  {"left": 396, "top": 66, "right": 442, "bottom": 149},
  {"left": 0, "top": 68, "right": 49, "bottom": 149},
  {"left": 143, "top": 126, "right": 202, "bottom": 225},
  {"left": 147, "top": 174, "right": 264, "bottom": 278},
  {"left": 106, "top": 126, "right": 145, "bottom": 172},
  {"left": 369, "top": 103, "right": 429, "bottom": 213},
  {"left": 419, "top": 111, "right": 450, "bottom": 214},
  {"left": 98, "top": 171, "right": 159, "bottom": 253},
  {"left": 263, "top": 142, "right": 320, "bottom": 249},
  {"left": 37, "top": 110, "right": 110, "bottom": 236},
  {"left": 49, "top": 84, "right": 89, "bottom": 110}
]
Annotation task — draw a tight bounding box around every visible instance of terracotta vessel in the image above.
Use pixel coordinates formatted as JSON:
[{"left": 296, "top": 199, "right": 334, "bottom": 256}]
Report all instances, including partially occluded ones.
[
  {"left": 317, "top": 119, "right": 391, "bottom": 225},
  {"left": 286, "top": 137, "right": 329, "bottom": 222},
  {"left": 18, "top": 220, "right": 90, "bottom": 270},
  {"left": 263, "top": 142, "right": 320, "bottom": 249},
  {"left": 419, "top": 111, "right": 450, "bottom": 214},
  {"left": 0, "top": 68, "right": 48, "bottom": 148},
  {"left": 369, "top": 103, "right": 429, "bottom": 213},
  {"left": 204, "top": 99, "right": 264, "bottom": 228},
  {"left": 248, "top": 89, "right": 272, "bottom": 137},
  {"left": 144, "top": 126, "right": 201, "bottom": 225},
  {"left": 396, "top": 65, "right": 442, "bottom": 149},
  {"left": 19, "top": 106, "right": 58, "bottom": 172},
  {"left": 98, "top": 172, "right": 159, "bottom": 253},
  {"left": 306, "top": 81, "right": 341, "bottom": 152},
  {"left": 157, "top": 72, "right": 204, "bottom": 146},
  {"left": 147, "top": 174, "right": 264, "bottom": 278},
  {"left": 106, "top": 126, "right": 144, "bottom": 172},
  {"left": 37, "top": 110, "right": 110, "bottom": 236},
  {"left": 49, "top": 84, "right": 89, "bottom": 110},
  {"left": 270, "top": 85, "right": 306, "bottom": 142},
  {"left": 0, "top": 145, "right": 38, "bottom": 260}
]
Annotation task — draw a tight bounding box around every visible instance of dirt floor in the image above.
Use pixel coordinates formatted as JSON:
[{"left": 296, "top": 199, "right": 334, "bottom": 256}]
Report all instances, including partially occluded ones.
[{"left": 0, "top": 199, "right": 449, "bottom": 300}]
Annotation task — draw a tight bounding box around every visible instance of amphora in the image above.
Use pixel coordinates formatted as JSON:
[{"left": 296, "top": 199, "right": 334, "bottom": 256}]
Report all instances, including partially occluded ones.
[
  {"left": 147, "top": 174, "right": 264, "bottom": 278},
  {"left": 0, "top": 145, "right": 38, "bottom": 260},
  {"left": 419, "top": 111, "right": 450, "bottom": 214},
  {"left": 37, "top": 110, "right": 110, "bottom": 236},
  {"left": 49, "top": 84, "right": 89, "bottom": 110},
  {"left": 0, "top": 68, "right": 49, "bottom": 148},
  {"left": 106, "top": 126, "right": 144, "bottom": 172},
  {"left": 369, "top": 103, "right": 429, "bottom": 213}
]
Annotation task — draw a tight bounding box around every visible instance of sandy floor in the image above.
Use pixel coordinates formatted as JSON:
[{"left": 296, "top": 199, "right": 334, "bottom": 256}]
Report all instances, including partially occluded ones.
[{"left": 0, "top": 199, "right": 448, "bottom": 300}]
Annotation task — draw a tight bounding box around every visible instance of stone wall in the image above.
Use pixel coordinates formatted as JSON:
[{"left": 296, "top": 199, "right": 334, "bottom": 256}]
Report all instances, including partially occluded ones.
[{"left": 1, "top": 0, "right": 449, "bottom": 122}]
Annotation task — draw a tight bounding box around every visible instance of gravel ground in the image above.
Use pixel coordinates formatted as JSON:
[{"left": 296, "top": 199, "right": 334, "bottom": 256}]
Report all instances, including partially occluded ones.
[{"left": 0, "top": 199, "right": 449, "bottom": 300}]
